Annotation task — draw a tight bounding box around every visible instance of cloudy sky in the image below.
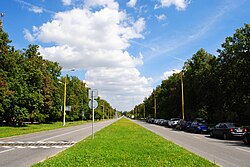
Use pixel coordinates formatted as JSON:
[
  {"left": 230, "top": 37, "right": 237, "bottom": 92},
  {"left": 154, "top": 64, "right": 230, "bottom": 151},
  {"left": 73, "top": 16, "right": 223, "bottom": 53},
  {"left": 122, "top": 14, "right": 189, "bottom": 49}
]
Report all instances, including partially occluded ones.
[{"left": 1, "top": 0, "right": 250, "bottom": 111}]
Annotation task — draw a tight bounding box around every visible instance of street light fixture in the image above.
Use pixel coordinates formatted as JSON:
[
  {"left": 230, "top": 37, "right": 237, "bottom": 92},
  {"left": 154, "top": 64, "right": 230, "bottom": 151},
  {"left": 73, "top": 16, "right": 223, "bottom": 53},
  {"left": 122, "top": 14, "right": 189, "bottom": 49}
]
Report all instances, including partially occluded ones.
[
  {"left": 61, "top": 68, "right": 75, "bottom": 126},
  {"left": 173, "top": 69, "right": 185, "bottom": 120}
]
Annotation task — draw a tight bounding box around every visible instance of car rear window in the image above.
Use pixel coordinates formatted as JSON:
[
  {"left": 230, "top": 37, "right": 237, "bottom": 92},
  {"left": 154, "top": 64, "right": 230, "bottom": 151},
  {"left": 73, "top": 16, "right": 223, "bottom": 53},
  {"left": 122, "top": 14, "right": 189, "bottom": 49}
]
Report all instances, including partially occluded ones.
[{"left": 226, "top": 123, "right": 240, "bottom": 128}]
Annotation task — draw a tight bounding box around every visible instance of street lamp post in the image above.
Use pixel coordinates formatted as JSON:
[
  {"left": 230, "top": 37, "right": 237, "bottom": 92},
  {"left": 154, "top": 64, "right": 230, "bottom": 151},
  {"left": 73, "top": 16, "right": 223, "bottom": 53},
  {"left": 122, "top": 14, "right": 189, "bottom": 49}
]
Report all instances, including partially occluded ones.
[
  {"left": 62, "top": 76, "right": 67, "bottom": 126},
  {"left": 101, "top": 103, "right": 105, "bottom": 120},
  {"left": 62, "top": 68, "right": 75, "bottom": 126},
  {"left": 153, "top": 92, "right": 156, "bottom": 119},
  {"left": 144, "top": 104, "right": 146, "bottom": 120},
  {"left": 173, "top": 70, "right": 185, "bottom": 120}
]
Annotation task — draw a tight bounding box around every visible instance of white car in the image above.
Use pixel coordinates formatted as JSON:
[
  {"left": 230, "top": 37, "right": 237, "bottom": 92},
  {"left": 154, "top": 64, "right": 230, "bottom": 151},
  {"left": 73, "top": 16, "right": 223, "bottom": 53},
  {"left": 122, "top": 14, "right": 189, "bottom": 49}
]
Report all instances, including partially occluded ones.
[{"left": 168, "top": 118, "right": 181, "bottom": 127}]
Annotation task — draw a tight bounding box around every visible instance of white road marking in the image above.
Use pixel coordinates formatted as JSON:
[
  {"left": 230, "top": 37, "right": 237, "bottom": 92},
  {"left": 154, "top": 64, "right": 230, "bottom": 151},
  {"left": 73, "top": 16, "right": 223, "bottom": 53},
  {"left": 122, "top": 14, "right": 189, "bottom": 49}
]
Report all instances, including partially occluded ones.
[
  {"left": 0, "top": 148, "right": 15, "bottom": 154},
  {"left": 15, "top": 146, "right": 25, "bottom": 148},
  {"left": 193, "top": 136, "right": 202, "bottom": 140},
  {"left": 38, "top": 126, "right": 91, "bottom": 142},
  {"left": 235, "top": 147, "right": 250, "bottom": 153},
  {"left": 39, "top": 146, "right": 50, "bottom": 149},
  {"left": 28, "top": 146, "right": 38, "bottom": 149},
  {"left": 2, "top": 146, "right": 12, "bottom": 148}
]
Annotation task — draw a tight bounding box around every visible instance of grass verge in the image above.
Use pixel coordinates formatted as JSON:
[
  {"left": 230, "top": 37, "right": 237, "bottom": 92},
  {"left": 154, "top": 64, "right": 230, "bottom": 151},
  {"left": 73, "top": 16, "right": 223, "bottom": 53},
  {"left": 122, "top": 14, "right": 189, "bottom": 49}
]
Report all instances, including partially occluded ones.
[
  {"left": 0, "top": 120, "right": 89, "bottom": 138},
  {"left": 33, "top": 118, "right": 217, "bottom": 167}
]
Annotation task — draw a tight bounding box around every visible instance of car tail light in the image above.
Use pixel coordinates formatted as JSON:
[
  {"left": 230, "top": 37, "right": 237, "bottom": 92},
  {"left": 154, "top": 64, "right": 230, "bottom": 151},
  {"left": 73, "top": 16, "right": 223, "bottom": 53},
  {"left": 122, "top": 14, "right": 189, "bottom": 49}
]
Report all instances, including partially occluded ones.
[
  {"left": 230, "top": 128, "right": 234, "bottom": 132},
  {"left": 244, "top": 128, "right": 247, "bottom": 132}
]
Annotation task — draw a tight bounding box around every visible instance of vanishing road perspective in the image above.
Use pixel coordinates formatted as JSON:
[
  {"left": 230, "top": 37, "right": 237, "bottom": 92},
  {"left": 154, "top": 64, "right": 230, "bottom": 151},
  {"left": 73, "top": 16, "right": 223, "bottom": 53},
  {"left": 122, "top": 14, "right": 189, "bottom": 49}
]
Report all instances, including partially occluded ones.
[{"left": 1, "top": 0, "right": 250, "bottom": 167}]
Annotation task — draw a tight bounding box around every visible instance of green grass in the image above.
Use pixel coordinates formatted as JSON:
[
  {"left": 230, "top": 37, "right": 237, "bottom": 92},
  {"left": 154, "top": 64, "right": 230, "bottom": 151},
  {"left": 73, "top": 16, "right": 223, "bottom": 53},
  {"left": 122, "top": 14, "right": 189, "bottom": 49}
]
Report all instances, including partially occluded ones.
[
  {"left": 0, "top": 120, "right": 89, "bottom": 138},
  {"left": 33, "top": 118, "right": 217, "bottom": 167}
]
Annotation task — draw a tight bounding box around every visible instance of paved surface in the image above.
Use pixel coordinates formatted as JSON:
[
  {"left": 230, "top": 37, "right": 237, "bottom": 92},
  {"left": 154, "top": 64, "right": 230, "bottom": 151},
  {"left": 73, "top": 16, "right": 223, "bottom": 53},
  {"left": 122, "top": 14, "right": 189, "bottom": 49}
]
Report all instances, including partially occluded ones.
[
  {"left": 132, "top": 119, "right": 250, "bottom": 167},
  {"left": 0, "top": 119, "right": 119, "bottom": 167}
]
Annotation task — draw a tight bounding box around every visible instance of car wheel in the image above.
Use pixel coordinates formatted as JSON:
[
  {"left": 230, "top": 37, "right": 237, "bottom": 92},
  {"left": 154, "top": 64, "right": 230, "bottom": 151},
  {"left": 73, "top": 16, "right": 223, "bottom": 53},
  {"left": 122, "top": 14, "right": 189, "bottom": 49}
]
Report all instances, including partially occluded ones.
[
  {"left": 210, "top": 131, "right": 214, "bottom": 137},
  {"left": 223, "top": 133, "right": 227, "bottom": 140},
  {"left": 243, "top": 136, "right": 249, "bottom": 145}
]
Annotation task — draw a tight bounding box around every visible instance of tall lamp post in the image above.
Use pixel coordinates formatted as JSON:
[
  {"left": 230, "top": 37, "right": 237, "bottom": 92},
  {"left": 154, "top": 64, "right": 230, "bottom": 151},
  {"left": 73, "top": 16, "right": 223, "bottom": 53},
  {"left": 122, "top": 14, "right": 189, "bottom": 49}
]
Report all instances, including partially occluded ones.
[
  {"left": 62, "top": 68, "right": 75, "bottom": 126},
  {"left": 173, "top": 70, "right": 185, "bottom": 120},
  {"left": 0, "top": 13, "right": 4, "bottom": 28}
]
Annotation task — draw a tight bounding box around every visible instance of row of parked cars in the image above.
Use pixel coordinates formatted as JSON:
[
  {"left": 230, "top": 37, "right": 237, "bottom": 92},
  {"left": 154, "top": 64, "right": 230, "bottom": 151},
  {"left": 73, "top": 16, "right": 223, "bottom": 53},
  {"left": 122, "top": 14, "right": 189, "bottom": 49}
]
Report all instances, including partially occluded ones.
[{"left": 145, "top": 117, "right": 250, "bottom": 145}]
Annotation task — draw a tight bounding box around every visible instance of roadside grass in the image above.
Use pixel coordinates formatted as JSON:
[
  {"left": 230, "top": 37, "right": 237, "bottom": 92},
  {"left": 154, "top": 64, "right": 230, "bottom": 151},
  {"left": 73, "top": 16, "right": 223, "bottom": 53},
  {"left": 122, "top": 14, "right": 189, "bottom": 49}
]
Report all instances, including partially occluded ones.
[
  {"left": 0, "top": 120, "right": 89, "bottom": 138},
  {"left": 33, "top": 118, "right": 217, "bottom": 167}
]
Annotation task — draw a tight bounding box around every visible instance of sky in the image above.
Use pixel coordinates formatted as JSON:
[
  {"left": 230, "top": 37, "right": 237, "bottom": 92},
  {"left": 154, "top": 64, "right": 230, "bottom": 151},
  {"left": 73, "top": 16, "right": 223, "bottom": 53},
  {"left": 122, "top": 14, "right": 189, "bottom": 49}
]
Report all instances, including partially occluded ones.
[{"left": 1, "top": 0, "right": 250, "bottom": 111}]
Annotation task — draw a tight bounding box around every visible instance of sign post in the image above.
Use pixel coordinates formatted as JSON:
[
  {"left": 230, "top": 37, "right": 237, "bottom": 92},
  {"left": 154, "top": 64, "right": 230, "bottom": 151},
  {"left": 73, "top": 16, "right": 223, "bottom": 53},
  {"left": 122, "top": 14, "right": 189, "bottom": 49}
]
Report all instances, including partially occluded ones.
[{"left": 88, "top": 89, "right": 98, "bottom": 140}]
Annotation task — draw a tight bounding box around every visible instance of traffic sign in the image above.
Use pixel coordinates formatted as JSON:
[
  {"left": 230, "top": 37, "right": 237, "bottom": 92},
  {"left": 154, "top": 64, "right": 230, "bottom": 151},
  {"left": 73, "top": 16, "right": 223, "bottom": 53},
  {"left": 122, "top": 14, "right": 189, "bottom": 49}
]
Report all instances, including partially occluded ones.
[
  {"left": 88, "top": 89, "right": 98, "bottom": 99},
  {"left": 88, "top": 100, "right": 98, "bottom": 109}
]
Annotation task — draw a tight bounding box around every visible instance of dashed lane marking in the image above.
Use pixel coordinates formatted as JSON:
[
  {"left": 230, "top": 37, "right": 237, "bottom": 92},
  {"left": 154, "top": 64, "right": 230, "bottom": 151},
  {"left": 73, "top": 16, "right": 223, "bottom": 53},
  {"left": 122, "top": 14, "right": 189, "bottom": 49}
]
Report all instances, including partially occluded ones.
[{"left": 235, "top": 147, "right": 250, "bottom": 153}]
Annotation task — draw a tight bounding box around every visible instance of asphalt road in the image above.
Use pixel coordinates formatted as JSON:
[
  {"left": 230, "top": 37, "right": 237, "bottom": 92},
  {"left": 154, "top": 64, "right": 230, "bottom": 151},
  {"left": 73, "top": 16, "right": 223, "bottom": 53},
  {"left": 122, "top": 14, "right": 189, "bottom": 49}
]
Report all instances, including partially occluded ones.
[
  {"left": 132, "top": 119, "right": 250, "bottom": 167},
  {"left": 0, "top": 119, "right": 119, "bottom": 167}
]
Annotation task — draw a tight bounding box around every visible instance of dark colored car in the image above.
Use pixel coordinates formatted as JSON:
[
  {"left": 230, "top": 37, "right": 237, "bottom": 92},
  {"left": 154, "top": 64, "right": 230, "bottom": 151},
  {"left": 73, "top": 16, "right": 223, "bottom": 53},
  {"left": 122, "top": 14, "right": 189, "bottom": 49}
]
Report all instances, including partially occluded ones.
[
  {"left": 176, "top": 120, "right": 192, "bottom": 130},
  {"left": 243, "top": 132, "right": 250, "bottom": 145},
  {"left": 210, "top": 123, "right": 247, "bottom": 140}
]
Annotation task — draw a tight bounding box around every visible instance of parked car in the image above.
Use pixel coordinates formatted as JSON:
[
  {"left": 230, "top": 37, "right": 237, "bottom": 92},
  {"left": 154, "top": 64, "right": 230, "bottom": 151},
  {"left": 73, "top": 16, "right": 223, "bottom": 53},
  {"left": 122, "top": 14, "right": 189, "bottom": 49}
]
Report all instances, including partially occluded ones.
[
  {"left": 146, "top": 118, "right": 154, "bottom": 124},
  {"left": 186, "top": 118, "right": 208, "bottom": 133},
  {"left": 176, "top": 120, "right": 192, "bottom": 130},
  {"left": 243, "top": 132, "right": 250, "bottom": 145},
  {"left": 210, "top": 122, "right": 247, "bottom": 140},
  {"left": 168, "top": 118, "right": 181, "bottom": 128}
]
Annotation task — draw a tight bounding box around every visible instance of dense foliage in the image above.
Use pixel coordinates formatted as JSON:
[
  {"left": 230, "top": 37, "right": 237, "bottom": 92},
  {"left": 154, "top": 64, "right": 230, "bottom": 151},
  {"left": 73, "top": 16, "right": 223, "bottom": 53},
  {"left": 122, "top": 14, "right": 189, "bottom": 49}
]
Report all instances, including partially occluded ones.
[
  {"left": 131, "top": 24, "right": 250, "bottom": 125},
  {"left": 0, "top": 27, "right": 118, "bottom": 126}
]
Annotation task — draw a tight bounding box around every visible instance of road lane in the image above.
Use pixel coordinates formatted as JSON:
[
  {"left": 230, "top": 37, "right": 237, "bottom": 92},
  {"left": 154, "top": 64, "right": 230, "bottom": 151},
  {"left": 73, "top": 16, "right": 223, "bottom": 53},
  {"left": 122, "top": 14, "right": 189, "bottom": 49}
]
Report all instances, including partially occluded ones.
[
  {"left": 132, "top": 120, "right": 250, "bottom": 167},
  {"left": 0, "top": 119, "right": 119, "bottom": 167}
]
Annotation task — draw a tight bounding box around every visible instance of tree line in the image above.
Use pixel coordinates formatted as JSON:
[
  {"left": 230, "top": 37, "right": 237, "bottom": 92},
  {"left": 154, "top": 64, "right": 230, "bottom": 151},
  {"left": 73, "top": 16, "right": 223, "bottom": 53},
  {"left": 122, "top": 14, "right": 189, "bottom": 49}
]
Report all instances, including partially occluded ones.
[
  {"left": 0, "top": 26, "right": 119, "bottom": 126},
  {"left": 129, "top": 24, "right": 250, "bottom": 125}
]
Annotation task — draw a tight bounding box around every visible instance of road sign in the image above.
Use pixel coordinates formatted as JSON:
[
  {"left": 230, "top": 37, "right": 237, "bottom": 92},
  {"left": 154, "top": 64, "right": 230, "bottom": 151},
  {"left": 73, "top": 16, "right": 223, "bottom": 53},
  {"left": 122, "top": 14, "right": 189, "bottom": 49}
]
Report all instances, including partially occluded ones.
[
  {"left": 88, "top": 89, "right": 98, "bottom": 99},
  {"left": 88, "top": 100, "right": 98, "bottom": 109}
]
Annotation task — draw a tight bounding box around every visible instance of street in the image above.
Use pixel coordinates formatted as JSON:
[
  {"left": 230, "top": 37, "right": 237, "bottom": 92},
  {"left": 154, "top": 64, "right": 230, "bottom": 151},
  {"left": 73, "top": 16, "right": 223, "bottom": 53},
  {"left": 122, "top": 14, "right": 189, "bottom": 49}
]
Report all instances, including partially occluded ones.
[
  {"left": 0, "top": 119, "right": 119, "bottom": 167},
  {"left": 132, "top": 119, "right": 250, "bottom": 167}
]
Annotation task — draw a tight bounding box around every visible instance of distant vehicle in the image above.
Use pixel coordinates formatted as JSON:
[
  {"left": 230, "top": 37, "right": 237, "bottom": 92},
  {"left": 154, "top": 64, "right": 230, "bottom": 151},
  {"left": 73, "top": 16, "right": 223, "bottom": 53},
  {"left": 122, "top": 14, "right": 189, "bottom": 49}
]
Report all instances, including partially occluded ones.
[
  {"left": 186, "top": 122, "right": 209, "bottom": 133},
  {"left": 146, "top": 118, "right": 154, "bottom": 124},
  {"left": 162, "top": 119, "right": 169, "bottom": 126},
  {"left": 168, "top": 118, "right": 181, "bottom": 128},
  {"left": 176, "top": 120, "right": 192, "bottom": 130},
  {"left": 243, "top": 132, "right": 250, "bottom": 145},
  {"left": 210, "top": 123, "right": 247, "bottom": 140}
]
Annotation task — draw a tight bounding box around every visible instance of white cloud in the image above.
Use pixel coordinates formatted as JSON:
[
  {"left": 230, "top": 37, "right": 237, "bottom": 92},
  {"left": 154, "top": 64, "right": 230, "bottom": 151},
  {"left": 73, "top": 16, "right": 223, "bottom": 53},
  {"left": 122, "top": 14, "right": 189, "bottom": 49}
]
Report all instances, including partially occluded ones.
[
  {"left": 15, "top": 0, "right": 55, "bottom": 14},
  {"left": 84, "top": 0, "right": 119, "bottom": 10},
  {"left": 85, "top": 67, "right": 152, "bottom": 111},
  {"left": 23, "top": 29, "right": 35, "bottom": 42},
  {"left": 155, "top": 0, "right": 190, "bottom": 10},
  {"left": 161, "top": 69, "right": 181, "bottom": 80},
  {"left": 62, "top": 0, "right": 72, "bottom": 6},
  {"left": 161, "top": 71, "right": 174, "bottom": 80},
  {"left": 29, "top": 6, "right": 43, "bottom": 13},
  {"left": 127, "top": 0, "right": 137, "bottom": 8},
  {"left": 27, "top": 1, "right": 151, "bottom": 111},
  {"left": 155, "top": 14, "right": 166, "bottom": 21}
]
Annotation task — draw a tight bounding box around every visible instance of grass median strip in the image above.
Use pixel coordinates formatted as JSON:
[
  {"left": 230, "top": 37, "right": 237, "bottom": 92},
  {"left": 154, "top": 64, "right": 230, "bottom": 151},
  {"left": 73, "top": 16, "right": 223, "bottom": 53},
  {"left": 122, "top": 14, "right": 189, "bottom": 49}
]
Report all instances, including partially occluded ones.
[{"left": 33, "top": 118, "right": 217, "bottom": 167}]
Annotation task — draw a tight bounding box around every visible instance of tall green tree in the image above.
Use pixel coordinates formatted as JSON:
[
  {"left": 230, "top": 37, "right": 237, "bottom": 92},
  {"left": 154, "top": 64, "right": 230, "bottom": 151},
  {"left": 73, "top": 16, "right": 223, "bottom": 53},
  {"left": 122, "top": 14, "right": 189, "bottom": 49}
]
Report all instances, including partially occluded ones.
[{"left": 217, "top": 24, "right": 250, "bottom": 124}]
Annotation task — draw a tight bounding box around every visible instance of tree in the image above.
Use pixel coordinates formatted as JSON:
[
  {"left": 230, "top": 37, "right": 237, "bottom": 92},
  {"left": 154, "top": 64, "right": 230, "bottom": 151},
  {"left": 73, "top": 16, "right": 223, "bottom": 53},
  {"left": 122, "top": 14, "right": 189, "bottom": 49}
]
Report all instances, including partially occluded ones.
[{"left": 217, "top": 24, "right": 250, "bottom": 124}]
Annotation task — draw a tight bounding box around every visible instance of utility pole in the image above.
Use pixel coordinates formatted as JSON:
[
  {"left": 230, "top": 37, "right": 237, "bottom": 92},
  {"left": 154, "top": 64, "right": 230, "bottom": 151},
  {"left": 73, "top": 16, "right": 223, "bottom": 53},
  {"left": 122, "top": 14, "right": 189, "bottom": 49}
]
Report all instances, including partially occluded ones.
[
  {"left": 154, "top": 92, "right": 156, "bottom": 119},
  {"left": 144, "top": 104, "right": 146, "bottom": 120},
  {"left": 0, "top": 13, "right": 5, "bottom": 28},
  {"left": 102, "top": 103, "right": 105, "bottom": 120},
  {"left": 154, "top": 96, "right": 156, "bottom": 119},
  {"left": 180, "top": 73, "right": 185, "bottom": 120}
]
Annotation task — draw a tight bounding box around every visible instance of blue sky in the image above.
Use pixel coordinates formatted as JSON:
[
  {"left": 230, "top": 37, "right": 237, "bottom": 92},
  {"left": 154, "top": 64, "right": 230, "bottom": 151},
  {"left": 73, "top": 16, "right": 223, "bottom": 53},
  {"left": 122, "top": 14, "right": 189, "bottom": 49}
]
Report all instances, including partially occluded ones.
[{"left": 1, "top": 0, "right": 249, "bottom": 111}]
